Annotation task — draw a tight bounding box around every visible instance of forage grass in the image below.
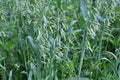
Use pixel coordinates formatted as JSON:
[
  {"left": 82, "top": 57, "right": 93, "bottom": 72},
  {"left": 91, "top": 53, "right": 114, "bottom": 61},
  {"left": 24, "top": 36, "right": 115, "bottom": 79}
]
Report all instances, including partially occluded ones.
[
  {"left": 78, "top": 21, "right": 87, "bottom": 80},
  {"left": 77, "top": 0, "right": 88, "bottom": 79},
  {"left": 0, "top": 0, "right": 120, "bottom": 80}
]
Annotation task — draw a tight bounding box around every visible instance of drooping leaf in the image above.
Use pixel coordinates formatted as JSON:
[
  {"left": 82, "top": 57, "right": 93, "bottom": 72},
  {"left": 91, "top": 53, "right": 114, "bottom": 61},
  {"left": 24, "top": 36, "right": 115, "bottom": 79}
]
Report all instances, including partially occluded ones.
[
  {"left": 67, "top": 20, "right": 78, "bottom": 33},
  {"left": 100, "top": 57, "right": 111, "bottom": 63},
  {"left": 103, "top": 51, "right": 117, "bottom": 61}
]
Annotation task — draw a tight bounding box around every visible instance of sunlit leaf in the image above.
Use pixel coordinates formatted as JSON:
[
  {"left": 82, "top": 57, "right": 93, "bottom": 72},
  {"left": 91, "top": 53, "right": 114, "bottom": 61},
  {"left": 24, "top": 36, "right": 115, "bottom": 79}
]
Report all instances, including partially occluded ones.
[
  {"left": 8, "top": 70, "right": 12, "bottom": 80},
  {"left": 100, "top": 57, "right": 111, "bottom": 63},
  {"left": 28, "top": 70, "right": 32, "bottom": 80},
  {"left": 0, "top": 64, "right": 6, "bottom": 71},
  {"left": 96, "top": 13, "right": 104, "bottom": 22}
]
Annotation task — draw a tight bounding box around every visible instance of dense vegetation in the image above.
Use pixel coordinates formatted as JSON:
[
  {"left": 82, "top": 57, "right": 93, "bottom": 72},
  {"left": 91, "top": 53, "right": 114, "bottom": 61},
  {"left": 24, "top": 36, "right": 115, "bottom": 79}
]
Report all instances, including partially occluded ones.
[{"left": 0, "top": 0, "right": 120, "bottom": 80}]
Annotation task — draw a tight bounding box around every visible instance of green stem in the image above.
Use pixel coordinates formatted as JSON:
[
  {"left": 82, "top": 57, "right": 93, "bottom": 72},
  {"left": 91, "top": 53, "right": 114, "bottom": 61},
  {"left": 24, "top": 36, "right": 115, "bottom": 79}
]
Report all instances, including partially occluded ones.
[
  {"left": 98, "top": 23, "right": 104, "bottom": 60},
  {"left": 78, "top": 22, "right": 87, "bottom": 80}
]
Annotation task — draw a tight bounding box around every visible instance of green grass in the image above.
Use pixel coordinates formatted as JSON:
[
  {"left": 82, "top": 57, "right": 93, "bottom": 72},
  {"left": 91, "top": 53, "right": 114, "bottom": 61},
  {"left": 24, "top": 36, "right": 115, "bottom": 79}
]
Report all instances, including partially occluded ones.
[{"left": 0, "top": 0, "right": 120, "bottom": 80}]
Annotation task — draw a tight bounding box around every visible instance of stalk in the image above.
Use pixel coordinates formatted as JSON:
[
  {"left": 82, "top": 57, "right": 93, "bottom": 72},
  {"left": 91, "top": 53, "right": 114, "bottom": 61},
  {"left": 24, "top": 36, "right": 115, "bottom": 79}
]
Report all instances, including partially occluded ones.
[
  {"left": 78, "top": 22, "right": 87, "bottom": 80},
  {"left": 98, "top": 23, "right": 104, "bottom": 60},
  {"left": 77, "top": 0, "right": 88, "bottom": 79}
]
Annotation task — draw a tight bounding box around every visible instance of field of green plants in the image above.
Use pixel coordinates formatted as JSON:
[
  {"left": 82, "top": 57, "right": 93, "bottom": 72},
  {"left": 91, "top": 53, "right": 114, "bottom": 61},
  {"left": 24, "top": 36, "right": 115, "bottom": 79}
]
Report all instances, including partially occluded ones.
[{"left": 0, "top": 0, "right": 120, "bottom": 80}]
